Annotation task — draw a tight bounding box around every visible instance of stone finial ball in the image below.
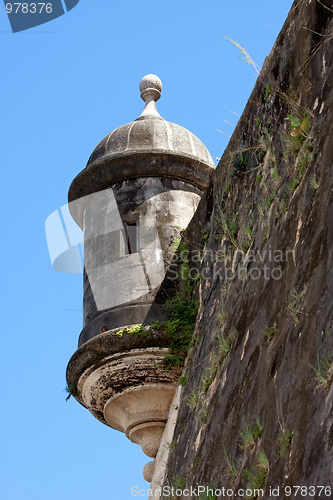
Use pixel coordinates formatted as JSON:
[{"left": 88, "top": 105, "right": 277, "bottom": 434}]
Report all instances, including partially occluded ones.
[{"left": 140, "top": 74, "right": 162, "bottom": 102}]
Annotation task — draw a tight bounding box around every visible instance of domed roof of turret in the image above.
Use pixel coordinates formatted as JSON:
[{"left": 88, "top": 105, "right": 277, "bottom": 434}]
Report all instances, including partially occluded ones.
[
  {"left": 87, "top": 75, "right": 214, "bottom": 168},
  {"left": 68, "top": 75, "right": 215, "bottom": 225}
]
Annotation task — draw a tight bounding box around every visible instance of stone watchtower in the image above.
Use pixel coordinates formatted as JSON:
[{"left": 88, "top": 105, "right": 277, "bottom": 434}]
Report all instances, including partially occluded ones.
[{"left": 66, "top": 75, "right": 214, "bottom": 481}]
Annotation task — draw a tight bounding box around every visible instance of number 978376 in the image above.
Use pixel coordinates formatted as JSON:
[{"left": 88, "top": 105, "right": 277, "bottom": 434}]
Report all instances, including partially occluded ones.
[{"left": 5, "top": 3, "right": 53, "bottom": 14}]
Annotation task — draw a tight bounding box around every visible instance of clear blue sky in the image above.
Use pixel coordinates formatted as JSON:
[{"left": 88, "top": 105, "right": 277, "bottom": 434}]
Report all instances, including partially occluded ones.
[{"left": 0, "top": 1, "right": 294, "bottom": 499}]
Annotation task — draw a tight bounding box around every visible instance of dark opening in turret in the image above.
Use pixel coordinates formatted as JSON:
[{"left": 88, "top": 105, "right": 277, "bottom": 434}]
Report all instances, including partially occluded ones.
[{"left": 123, "top": 221, "right": 138, "bottom": 254}]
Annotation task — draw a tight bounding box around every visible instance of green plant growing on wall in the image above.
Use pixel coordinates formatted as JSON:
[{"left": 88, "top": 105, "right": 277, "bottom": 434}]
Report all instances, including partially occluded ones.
[
  {"left": 229, "top": 213, "right": 239, "bottom": 235},
  {"left": 202, "top": 353, "right": 220, "bottom": 392},
  {"left": 216, "top": 205, "right": 250, "bottom": 253},
  {"left": 217, "top": 331, "right": 233, "bottom": 360},
  {"left": 277, "top": 197, "right": 289, "bottom": 216},
  {"left": 179, "top": 375, "right": 188, "bottom": 386},
  {"left": 242, "top": 468, "right": 267, "bottom": 498},
  {"left": 202, "top": 231, "right": 210, "bottom": 248},
  {"left": 192, "top": 456, "right": 200, "bottom": 470},
  {"left": 270, "top": 164, "right": 281, "bottom": 185},
  {"left": 266, "top": 194, "right": 275, "bottom": 209},
  {"left": 156, "top": 240, "right": 200, "bottom": 370},
  {"left": 175, "top": 476, "right": 186, "bottom": 489},
  {"left": 162, "top": 289, "right": 198, "bottom": 357},
  {"left": 257, "top": 202, "right": 265, "bottom": 218},
  {"left": 288, "top": 152, "right": 311, "bottom": 192},
  {"left": 225, "top": 457, "right": 239, "bottom": 483},
  {"left": 178, "top": 423, "right": 186, "bottom": 436},
  {"left": 129, "top": 316, "right": 195, "bottom": 372},
  {"left": 188, "top": 330, "right": 236, "bottom": 417},
  {"left": 115, "top": 323, "right": 150, "bottom": 338},
  {"left": 240, "top": 419, "right": 264, "bottom": 449},
  {"left": 163, "top": 477, "right": 178, "bottom": 500},
  {"left": 65, "top": 383, "right": 77, "bottom": 401},
  {"left": 166, "top": 239, "right": 182, "bottom": 267},
  {"left": 257, "top": 449, "right": 269, "bottom": 470},
  {"left": 221, "top": 211, "right": 239, "bottom": 248},
  {"left": 218, "top": 302, "right": 228, "bottom": 323},
  {"left": 230, "top": 151, "right": 250, "bottom": 177},
  {"left": 169, "top": 439, "right": 177, "bottom": 450},
  {"left": 223, "top": 446, "right": 239, "bottom": 483},
  {"left": 176, "top": 241, "right": 191, "bottom": 283},
  {"left": 277, "top": 428, "right": 293, "bottom": 457},
  {"left": 199, "top": 490, "right": 217, "bottom": 500},
  {"left": 262, "top": 322, "right": 277, "bottom": 341},
  {"left": 309, "top": 174, "right": 320, "bottom": 191},
  {"left": 283, "top": 112, "right": 311, "bottom": 155},
  {"left": 243, "top": 450, "right": 269, "bottom": 499},
  {"left": 258, "top": 128, "right": 273, "bottom": 155},
  {"left": 225, "top": 182, "right": 232, "bottom": 193},
  {"left": 161, "top": 353, "right": 183, "bottom": 371},
  {"left": 262, "top": 224, "right": 269, "bottom": 243},
  {"left": 308, "top": 354, "right": 333, "bottom": 392},
  {"left": 187, "top": 331, "right": 235, "bottom": 417},
  {"left": 150, "top": 320, "right": 162, "bottom": 330},
  {"left": 286, "top": 114, "right": 309, "bottom": 136},
  {"left": 187, "top": 389, "right": 200, "bottom": 410},
  {"left": 265, "top": 83, "right": 272, "bottom": 99},
  {"left": 199, "top": 403, "right": 209, "bottom": 424},
  {"left": 240, "top": 419, "right": 264, "bottom": 448},
  {"left": 194, "top": 330, "right": 236, "bottom": 412},
  {"left": 287, "top": 289, "right": 302, "bottom": 324},
  {"left": 238, "top": 224, "right": 254, "bottom": 252},
  {"left": 253, "top": 419, "right": 264, "bottom": 439},
  {"left": 128, "top": 324, "right": 146, "bottom": 335}
]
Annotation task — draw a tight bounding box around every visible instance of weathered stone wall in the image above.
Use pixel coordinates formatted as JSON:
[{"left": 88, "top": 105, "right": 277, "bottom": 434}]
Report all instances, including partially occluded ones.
[{"left": 160, "top": 0, "right": 333, "bottom": 496}]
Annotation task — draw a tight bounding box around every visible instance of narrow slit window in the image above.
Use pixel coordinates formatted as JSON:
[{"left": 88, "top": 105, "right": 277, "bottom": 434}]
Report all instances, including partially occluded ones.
[{"left": 123, "top": 221, "right": 138, "bottom": 254}]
